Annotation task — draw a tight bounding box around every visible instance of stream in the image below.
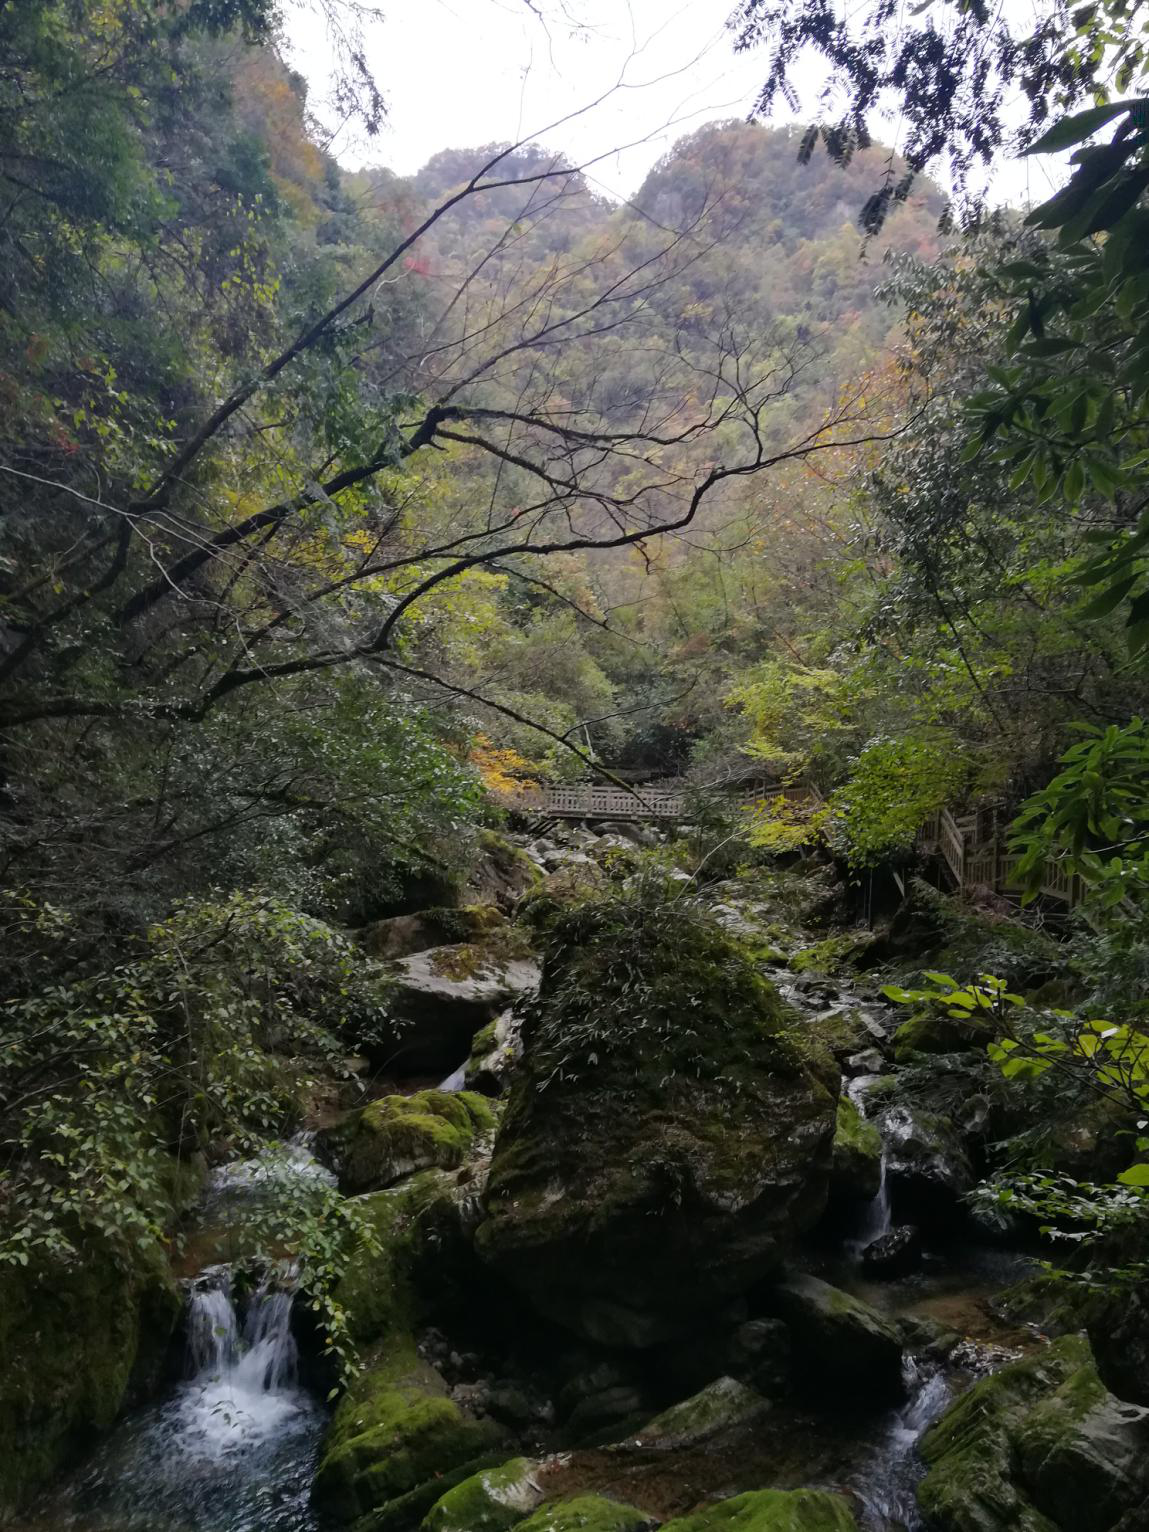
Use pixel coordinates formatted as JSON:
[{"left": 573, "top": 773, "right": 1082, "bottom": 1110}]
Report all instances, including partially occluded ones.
[{"left": 23, "top": 980, "right": 1034, "bottom": 1532}]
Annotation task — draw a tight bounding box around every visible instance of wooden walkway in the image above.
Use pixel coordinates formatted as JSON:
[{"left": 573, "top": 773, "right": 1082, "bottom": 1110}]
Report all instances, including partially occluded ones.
[
  {"left": 500, "top": 781, "right": 819, "bottom": 823},
  {"left": 916, "top": 806, "right": 1081, "bottom": 908}
]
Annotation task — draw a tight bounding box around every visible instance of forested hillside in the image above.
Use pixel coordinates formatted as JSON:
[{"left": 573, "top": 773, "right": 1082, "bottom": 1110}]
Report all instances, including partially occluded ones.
[{"left": 4, "top": 3, "right": 1149, "bottom": 1530}]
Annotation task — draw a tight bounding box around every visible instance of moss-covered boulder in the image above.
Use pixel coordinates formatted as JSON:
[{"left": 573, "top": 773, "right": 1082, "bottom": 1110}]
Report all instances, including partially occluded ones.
[
  {"left": 0, "top": 1237, "right": 180, "bottom": 1509},
  {"left": 516, "top": 1495, "right": 655, "bottom": 1532},
  {"left": 422, "top": 1456, "right": 545, "bottom": 1532},
  {"left": 321, "top": 1090, "right": 497, "bottom": 1193},
  {"left": 829, "top": 1097, "right": 883, "bottom": 1204},
  {"left": 619, "top": 1376, "right": 770, "bottom": 1451},
  {"left": 468, "top": 830, "right": 545, "bottom": 910},
  {"left": 465, "top": 1008, "right": 523, "bottom": 1096},
  {"left": 918, "top": 1335, "right": 1149, "bottom": 1532},
  {"left": 789, "top": 932, "right": 876, "bottom": 976},
  {"left": 770, "top": 1274, "right": 905, "bottom": 1403},
  {"left": 475, "top": 887, "right": 837, "bottom": 1347},
  {"left": 312, "top": 1344, "right": 505, "bottom": 1525},
  {"left": 661, "top": 1488, "right": 860, "bottom": 1530}
]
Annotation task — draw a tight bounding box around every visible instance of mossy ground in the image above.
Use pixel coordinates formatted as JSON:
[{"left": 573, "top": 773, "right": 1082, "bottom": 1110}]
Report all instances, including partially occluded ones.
[
  {"left": 515, "top": 1494, "right": 653, "bottom": 1532},
  {"left": 661, "top": 1488, "right": 859, "bottom": 1530}
]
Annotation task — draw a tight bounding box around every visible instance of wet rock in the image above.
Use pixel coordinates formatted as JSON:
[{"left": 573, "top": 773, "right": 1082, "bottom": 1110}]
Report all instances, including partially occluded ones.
[
  {"left": 654, "top": 1317, "right": 791, "bottom": 1401},
  {"left": 319, "top": 1090, "right": 497, "bottom": 1193},
  {"left": 830, "top": 1097, "right": 883, "bottom": 1204},
  {"left": 661, "top": 1487, "right": 860, "bottom": 1529},
  {"left": 475, "top": 892, "right": 837, "bottom": 1347},
  {"left": 862, "top": 1225, "right": 922, "bottom": 1279},
  {"left": 918, "top": 1334, "right": 1149, "bottom": 1532},
  {"left": 770, "top": 1273, "right": 905, "bottom": 1403},
  {"left": 617, "top": 1376, "right": 770, "bottom": 1452},
  {"left": 383, "top": 946, "right": 540, "bottom": 1074},
  {"left": 893, "top": 1007, "right": 987, "bottom": 1063},
  {"left": 1089, "top": 1289, "right": 1149, "bottom": 1407},
  {"left": 880, "top": 1104, "right": 974, "bottom": 1230},
  {"left": 422, "top": 1457, "right": 545, "bottom": 1532},
  {"left": 557, "top": 1358, "right": 653, "bottom": 1439},
  {"left": 845, "top": 1048, "right": 886, "bottom": 1076}
]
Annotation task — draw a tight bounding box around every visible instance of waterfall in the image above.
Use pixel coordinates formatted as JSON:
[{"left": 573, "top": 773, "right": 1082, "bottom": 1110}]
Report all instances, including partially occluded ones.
[
  {"left": 849, "top": 1355, "right": 953, "bottom": 1530},
  {"left": 178, "top": 1266, "right": 306, "bottom": 1457},
  {"left": 847, "top": 1074, "right": 892, "bottom": 1254}
]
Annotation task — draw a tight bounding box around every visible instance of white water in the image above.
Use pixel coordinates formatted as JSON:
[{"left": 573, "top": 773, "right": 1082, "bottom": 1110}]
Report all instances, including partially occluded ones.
[
  {"left": 847, "top": 1074, "right": 892, "bottom": 1255},
  {"left": 849, "top": 1355, "right": 954, "bottom": 1530},
  {"left": 175, "top": 1265, "right": 310, "bottom": 1459}
]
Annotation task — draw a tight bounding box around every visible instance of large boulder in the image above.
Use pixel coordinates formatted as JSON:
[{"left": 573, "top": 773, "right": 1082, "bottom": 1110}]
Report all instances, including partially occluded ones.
[
  {"left": 474, "top": 888, "right": 838, "bottom": 1347},
  {"left": 661, "top": 1488, "right": 860, "bottom": 1530},
  {"left": 312, "top": 1344, "right": 504, "bottom": 1526},
  {"left": 319, "top": 1090, "right": 497, "bottom": 1193},
  {"left": 382, "top": 946, "right": 540, "bottom": 1074},
  {"left": 769, "top": 1274, "right": 905, "bottom": 1404},
  {"left": 0, "top": 1237, "right": 180, "bottom": 1509},
  {"left": 918, "top": 1335, "right": 1149, "bottom": 1532},
  {"left": 880, "top": 1104, "right": 974, "bottom": 1230}
]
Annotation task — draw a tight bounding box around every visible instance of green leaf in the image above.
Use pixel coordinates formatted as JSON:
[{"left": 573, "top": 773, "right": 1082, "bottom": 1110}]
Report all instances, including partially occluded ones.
[
  {"left": 1117, "top": 1163, "right": 1149, "bottom": 1186},
  {"left": 1023, "top": 101, "right": 1143, "bottom": 156}
]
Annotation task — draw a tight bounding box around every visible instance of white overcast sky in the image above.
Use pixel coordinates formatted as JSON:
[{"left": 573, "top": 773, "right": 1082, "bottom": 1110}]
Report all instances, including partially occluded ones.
[{"left": 282, "top": 0, "right": 1065, "bottom": 207}]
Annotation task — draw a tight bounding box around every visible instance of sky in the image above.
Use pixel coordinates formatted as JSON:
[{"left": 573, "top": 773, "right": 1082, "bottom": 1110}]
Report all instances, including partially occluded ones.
[{"left": 283, "top": 0, "right": 1068, "bottom": 207}]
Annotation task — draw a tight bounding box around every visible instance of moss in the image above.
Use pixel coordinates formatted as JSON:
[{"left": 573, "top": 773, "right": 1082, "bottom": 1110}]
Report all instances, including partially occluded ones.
[
  {"left": 0, "top": 1236, "right": 180, "bottom": 1509},
  {"left": 422, "top": 1457, "right": 543, "bottom": 1532},
  {"left": 336, "top": 1171, "right": 465, "bottom": 1349},
  {"left": 623, "top": 1377, "right": 768, "bottom": 1450},
  {"left": 516, "top": 1495, "right": 653, "bottom": 1532},
  {"left": 830, "top": 1096, "right": 882, "bottom": 1203},
  {"left": 661, "top": 1488, "right": 860, "bottom": 1530},
  {"left": 917, "top": 1335, "right": 1105, "bottom": 1532},
  {"left": 476, "top": 884, "right": 837, "bottom": 1346},
  {"left": 789, "top": 932, "right": 873, "bottom": 976},
  {"left": 893, "top": 1006, "right": 987, "bottom": 1062},
  {"left": 470, "top": 1019, "right": 501, "bottom": 1061},
  {"left": 314, "top": 1342, "right": 504, "bottom": 1524},
  {"left": 326, "top": 1088, "right": 496, "bottom": 1193}
]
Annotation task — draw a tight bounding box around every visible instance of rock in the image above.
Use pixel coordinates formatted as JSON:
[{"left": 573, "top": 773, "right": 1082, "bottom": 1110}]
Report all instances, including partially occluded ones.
[
  {"left": 422, "top": 1457, "right": 546, "bottom": 1532},
  {"left": 597, "top": 820, "right": 656, "bottom": 847},
  {"left": 845, "top": 1048, "right": 885, "bottom": 1076},
  {"left": 0, "top": 1237, "right": 180, "bottom": 1509},
  {"left": 918, "top": 1334, "right": 1149, "bottom": 1532},
  {"left": 770, "top": 1274, "right": 905, "bottom": 1403},
  {"left": 893, "top": 1007, "right": 987, "bottom": 1062},
  {"left": 557, "top": 1358, "right": 654, "bottom": 1439},
  {"left": 618, "top": 1376, "right": 770, "bottom": 1451},
  {"left": 465, "top": 1008, "right": 523, "bottom": 1096},
  {"left": 468, "top": 830, "right": 545, "bottom": 909},
  {"left": 319, "top": 1090, "right": 497, "bottom": 1194},
  {"left": 862, "top": 1225, "right": 922, "bottom": 1279},
  {"left": 312, "top": 1344, "right": 504, "bottom": 1525},
  {"left": 789, "top": 932, "right": 876, "bottom": 977},
  {"left": 880, "top": 1104, "right": 974, "bottom": 1230},
  {"left": 653, "top": 1317, "right": 791, "bottom": 1401},
  {"left": 516, "top": 1496, "right": 657, "bottom": 1532},
  {"left": 360, "top": 905, "right": 505, "bottom": 961},
  {"left": 830, "top": 1097, "right": 883, "bottom": 1204},
  {"left": 1088, "top": 1289, "right": 1149, "bottom": 1406},
  {"left": 802, "top": 1006, "right": 877, "bottom": 1063},
  {"left": 383, "top": 946, "right": 541, "bottom": 1074},
  {"left": 660, "top": 1487, "right": 860, "bottom": 1529},
  {"left": 474, "top": 889, "right": 838, "bottom": 1347}
]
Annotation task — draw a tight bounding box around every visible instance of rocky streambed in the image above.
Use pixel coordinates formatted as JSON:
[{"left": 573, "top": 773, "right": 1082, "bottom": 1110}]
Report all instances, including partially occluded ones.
[{"left": 8, "top": 826, "right": 1149, "bottom": 1532}]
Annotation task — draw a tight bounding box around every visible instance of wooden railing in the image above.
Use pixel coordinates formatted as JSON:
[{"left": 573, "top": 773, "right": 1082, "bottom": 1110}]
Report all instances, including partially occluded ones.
[
  {"left": 498, "top": 780, "right": 822, "bottom": 823},
  {"left": 917, "top": 805, "right": 1082, "bottom": 908}
]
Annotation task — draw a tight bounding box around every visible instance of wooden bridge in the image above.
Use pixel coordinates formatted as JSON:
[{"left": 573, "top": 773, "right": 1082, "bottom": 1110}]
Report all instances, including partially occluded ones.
[
  {"left": 500, "top": 777, "right": 1082, "bottom": 909},
  {"left": 499, "top": 780, "right": 819, "bottom": 824}
]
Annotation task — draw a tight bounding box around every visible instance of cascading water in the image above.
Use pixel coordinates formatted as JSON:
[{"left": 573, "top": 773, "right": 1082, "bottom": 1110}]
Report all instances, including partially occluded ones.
[
  {"left": 34, "top": 1143, "right": 332, "bottom": 1532},
  {"left": 847, "top": 1074, "right": 892, "bottom": 1256},
  {"left": 847, "top": 1354, "right": 954, "bottom": 1530}
]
